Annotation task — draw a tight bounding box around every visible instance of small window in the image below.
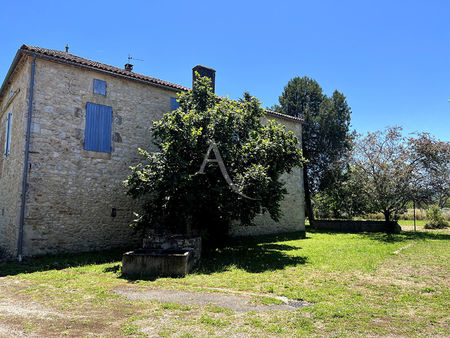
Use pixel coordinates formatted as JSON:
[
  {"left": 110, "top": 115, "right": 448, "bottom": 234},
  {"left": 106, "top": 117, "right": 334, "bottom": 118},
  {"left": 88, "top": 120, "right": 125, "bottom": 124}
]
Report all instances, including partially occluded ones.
[
  {"left": 84, "top": 103, "right": 112, "bottom": 153},
  {"left": 170, "top": 97, "right": 180, "bottom": 111},
  {"left": 4, "top": 112, "right": 12, "bottom": 157},
  {"left": 93, "top": 79, "right": 107, "bottom": 96},
  {"left": 9, "top": 89, "right": 13, "bottom": 98}
]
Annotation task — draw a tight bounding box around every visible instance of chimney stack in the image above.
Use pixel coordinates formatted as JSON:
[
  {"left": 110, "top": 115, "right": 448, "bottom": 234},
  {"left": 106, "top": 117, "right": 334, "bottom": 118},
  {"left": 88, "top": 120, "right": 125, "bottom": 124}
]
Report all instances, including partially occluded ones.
[
  {"left": 124, "top": 63, "right": 133, "bottom": 71},
  {"left": 193, "top": 65, "right": 216, "bottom": 93},
  {"left": 65, "top": 44, "right": 69, "bottom": 53}
]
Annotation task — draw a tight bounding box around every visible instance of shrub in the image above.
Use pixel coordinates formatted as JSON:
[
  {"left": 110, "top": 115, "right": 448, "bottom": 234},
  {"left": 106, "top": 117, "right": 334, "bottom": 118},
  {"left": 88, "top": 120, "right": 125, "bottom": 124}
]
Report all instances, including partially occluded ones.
[{"left": 424, "top": 205, "right": 449, "bottom": 229}]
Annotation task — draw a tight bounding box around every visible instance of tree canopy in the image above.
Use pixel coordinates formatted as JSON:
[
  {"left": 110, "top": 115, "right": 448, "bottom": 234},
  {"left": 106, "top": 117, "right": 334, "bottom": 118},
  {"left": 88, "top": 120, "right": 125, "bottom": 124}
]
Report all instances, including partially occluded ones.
[
  {"left": 319, "top": 127, "right": 449, "bottom": 230},
  {"left": 275, "top": 76, "right": 353, "bottom": 220},
  {"left": 350, "top": 127, "right": 416, "bottom": 229},
  {"left": 125, "top": 75, "right": 305, "bottom": 247},
  {"left": 409, "top": 133, "right": 450, "bottom": 207}
]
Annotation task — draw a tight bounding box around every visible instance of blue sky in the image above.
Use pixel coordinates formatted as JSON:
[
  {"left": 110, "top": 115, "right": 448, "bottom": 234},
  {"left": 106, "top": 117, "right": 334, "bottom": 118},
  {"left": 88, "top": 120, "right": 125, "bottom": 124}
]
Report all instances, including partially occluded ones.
[{"left": 1, "top": 0, "right": 449, "bottom": 141}]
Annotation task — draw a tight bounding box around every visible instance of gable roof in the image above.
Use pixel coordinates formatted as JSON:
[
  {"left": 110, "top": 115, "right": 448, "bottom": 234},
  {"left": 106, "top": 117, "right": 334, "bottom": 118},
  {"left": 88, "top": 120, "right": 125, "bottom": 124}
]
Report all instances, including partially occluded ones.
[
  {"left": 1, "top": 44, "right": 302, "bottom": 123},
  {"left": 22, "top": 45, "right": 190, "bottom": 91}
]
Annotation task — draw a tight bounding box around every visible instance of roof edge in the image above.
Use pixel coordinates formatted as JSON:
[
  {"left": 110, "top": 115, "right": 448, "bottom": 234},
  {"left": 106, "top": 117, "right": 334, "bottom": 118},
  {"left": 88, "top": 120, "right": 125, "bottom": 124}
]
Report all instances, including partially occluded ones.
[
  {"left": 1, "top": 45, "right": 303, "bottom": 124},
  {"left": 23, "top": 49, "right": 185, "bottom": 94},
  {"left": 19, "top": 45, "right": 189, "bottom": 93},
  {"left": 265, "top": 109, "right": 304, "bottom": 123},
  {"left": 0, "top": 45, "right": 26, "bottom": 102}
]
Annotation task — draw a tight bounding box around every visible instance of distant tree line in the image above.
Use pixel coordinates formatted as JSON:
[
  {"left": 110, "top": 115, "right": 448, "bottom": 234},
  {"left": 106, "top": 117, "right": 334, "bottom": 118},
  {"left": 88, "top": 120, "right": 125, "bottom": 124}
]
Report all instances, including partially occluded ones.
[{"left": 273, "top": 77, "right": 449, "bottom": 231}]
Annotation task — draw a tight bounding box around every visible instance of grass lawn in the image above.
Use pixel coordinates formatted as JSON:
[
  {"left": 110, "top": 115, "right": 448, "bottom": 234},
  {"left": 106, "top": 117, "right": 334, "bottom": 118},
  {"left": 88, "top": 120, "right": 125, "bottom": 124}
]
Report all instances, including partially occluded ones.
[
  {"left": 398, "top": 219, "right": 427, "bottom": 227},
  {"left": 397, "top": 219, "right": 428, "bottom": 232},
  {"left": 0, "top": 228, "right": 449, "bottom": 337}
]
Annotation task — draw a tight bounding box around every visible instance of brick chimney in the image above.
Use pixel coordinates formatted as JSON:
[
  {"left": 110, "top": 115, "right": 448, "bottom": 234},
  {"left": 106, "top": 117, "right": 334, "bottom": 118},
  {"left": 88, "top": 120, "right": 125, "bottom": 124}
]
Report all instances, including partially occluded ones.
[{"left": 193, "top": 65, "right": 216, "bottom": 93}]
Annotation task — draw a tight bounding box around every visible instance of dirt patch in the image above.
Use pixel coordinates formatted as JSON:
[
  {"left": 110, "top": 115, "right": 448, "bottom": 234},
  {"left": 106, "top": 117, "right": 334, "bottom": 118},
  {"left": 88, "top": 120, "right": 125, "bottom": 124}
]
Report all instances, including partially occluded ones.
[
  {"left": 114, "top": 286, "right": 310, "bottom": 312},
  {"left": 392, "top": 242, "right": 415, "bottom": 255},
  {"left": 0, "top": 297, "right": 76, "bottom": 319},
  {"left": 0, "top": 326, "right": 37, "bottom": 338}
]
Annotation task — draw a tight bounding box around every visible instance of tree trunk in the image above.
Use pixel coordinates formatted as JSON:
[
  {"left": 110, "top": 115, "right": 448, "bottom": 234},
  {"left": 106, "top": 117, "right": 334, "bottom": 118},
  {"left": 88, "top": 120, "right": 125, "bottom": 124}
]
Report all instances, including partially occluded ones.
[
  {"left": 383, "top": 210, "right": 398, "bottom": 233},
  {"left": 383, "top": 210, "right": 391, "bottom": 223},
  {"left": 303, "top": 164, "right": 314, "bottom": 223}
]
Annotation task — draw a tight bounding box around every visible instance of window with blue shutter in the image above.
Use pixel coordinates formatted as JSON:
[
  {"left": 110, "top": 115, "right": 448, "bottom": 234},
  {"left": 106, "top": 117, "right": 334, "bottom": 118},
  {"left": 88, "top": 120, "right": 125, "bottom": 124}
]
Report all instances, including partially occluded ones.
[
  {"left": 170, "top": 97, "right": 180, "bottom": 111},
  {"left": 84, "top": 103, "right": 112, "bottom": 153},
  {"left": 93, "top": 79, "right": 107, "bottom": 96},
  {"left": 4, "top": 112, "right": 12, "bottom": 157}
]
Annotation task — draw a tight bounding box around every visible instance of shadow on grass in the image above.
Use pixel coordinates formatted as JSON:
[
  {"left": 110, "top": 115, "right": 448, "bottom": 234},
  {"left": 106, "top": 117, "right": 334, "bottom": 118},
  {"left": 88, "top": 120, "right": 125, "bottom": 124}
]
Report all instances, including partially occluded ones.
[
  {"left": 363, "top": 231, "right": 450, "bottom": 243},
  {"left": 193, "top": 232, "right": 307, "bottom": 275},
  {"left": 0, "top": 232, "right": 308, "bottom": 280},
  {"left": 120, "top": 232, "right": 308, "bottom": 281},
  {"left": 0, "top": 248, "right": 128, "bottom": 278},
  {"left": 121, "top": 246, "right": 307, "bottom": 282},
  {"left": 195, "top": 246, "right": 307, "bottom": 274},
  {"left": 307, "top": 226, "right": 450, "bottom": 243}
]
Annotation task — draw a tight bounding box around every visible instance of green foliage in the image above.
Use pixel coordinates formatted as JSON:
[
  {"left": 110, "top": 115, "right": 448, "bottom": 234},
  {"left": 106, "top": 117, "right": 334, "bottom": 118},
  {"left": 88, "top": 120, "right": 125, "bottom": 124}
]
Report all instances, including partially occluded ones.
[
  {"left": 425, "top": 205, "right": 449, "bottom": 229},
  {"left": 409, "top": 133, "right": 450, "bottom": 208},
  {"left": 277, "top": 76, "right": 353, "bottom": 220},
  {"left": 350, "top": 127, "right": 416, "bottom": 227},
  {"left": 338, "top": 129, "right": 450, "bottom": 227},
  {"left": 125, "top": 75, "right": 305, "bottom": 245},
  {"left": 313, "top": 165, "right": 369, "bottom": 219}
]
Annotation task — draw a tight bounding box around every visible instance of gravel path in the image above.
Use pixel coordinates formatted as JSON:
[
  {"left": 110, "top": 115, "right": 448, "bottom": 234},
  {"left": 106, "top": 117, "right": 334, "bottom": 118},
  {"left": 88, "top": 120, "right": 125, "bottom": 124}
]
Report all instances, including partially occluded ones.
[{"left": 114, "top": 287, "right": 310, "bottom": 312}]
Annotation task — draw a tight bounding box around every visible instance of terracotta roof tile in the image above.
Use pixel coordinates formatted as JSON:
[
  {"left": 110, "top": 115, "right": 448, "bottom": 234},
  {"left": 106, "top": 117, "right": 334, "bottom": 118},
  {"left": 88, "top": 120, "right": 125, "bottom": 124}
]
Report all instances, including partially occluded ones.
[
  {"left": 265, "top": 109, "right": 303, "bottom": 122},
  {"left": 3, "top": 45, "right": 302, "bottom": 123},
  {"left": 20, "top": 44, "right": 189, "bottom": 92}
]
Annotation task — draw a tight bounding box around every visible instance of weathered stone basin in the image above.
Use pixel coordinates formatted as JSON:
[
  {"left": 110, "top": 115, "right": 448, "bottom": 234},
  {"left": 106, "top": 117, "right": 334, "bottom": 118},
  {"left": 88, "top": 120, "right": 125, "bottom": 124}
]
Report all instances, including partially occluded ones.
[{"left": 122, "top": 248, "right": 194, "bottom": 278}]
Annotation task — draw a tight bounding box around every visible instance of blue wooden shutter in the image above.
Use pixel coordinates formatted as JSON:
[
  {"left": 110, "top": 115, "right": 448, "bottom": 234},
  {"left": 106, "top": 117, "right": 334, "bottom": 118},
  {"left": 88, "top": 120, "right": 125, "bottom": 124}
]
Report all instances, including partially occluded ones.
[
  {"left": 93, "top": 79, "right": 107, "bottom": 95},
  {"left": 84, "top": 103, "right": 112, "bottom": 153},
  {"left": 170, "top": 97, "right": 180, "bottom": 111},
  {"left": 5, "top": 112, "right": 12, "bottom": 157}
]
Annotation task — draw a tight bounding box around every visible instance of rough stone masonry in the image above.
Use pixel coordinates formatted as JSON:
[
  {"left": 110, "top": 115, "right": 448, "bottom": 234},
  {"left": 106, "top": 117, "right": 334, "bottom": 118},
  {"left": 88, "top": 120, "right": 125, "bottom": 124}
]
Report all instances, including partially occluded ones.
[{"left": 0, "top": 45, "right": 305, "bottom": 259}]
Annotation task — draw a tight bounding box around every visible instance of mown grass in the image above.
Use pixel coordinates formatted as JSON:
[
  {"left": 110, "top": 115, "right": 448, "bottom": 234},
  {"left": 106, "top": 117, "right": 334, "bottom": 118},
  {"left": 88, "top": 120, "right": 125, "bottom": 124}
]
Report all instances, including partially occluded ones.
[
  {"left": 398, "top": 219, "right": 427, "bottom": 227},
  {"left": 0, "top": 228, "right": 448, "bottom": 336}
]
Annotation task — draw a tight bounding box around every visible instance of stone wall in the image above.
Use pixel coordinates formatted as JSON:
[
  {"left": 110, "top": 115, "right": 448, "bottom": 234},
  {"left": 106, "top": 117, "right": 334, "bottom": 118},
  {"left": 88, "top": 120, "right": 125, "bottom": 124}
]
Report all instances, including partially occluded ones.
[
  {"left": 230, "top": 117, "right": 305, "bottom": 236},
  {"left": 2, "top": 54, "right": 305, "bottom": 258},
  {"left": 0, "top": 56, "right": 31, "bottom": 258},
  {"left": 22, "top": 58, "right": 182, "bottom": 256},
  {"left": 310, "top": 220, "right": 401, "bottom": 233}
]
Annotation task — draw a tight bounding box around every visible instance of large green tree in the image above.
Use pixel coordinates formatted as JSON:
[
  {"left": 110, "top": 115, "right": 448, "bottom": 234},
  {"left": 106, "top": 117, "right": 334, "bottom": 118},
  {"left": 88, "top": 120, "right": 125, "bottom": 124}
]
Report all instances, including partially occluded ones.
[
  {"left": 275, "top": 76, "right": 352, "bottom": 221},
  {"left": 409, "top": 133, "right": 450, "bottom": 207},
  {"left": 351, "top": 127, "right": 415, "bottom": 231},
  {"left": 125, "top": 76, "right": 305, "bottom": 247}
]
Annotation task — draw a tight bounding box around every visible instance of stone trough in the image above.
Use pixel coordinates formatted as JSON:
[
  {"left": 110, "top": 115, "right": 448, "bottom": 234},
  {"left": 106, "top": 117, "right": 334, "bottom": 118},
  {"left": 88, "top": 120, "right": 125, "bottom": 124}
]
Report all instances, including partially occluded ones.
[{"left": 122, "top": 248, "right": 195, "bottom": 278}]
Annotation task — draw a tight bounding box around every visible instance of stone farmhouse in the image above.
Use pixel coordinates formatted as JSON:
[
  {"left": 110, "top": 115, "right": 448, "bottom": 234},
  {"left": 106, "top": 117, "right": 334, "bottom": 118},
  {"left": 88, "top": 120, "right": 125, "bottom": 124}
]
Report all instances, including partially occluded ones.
[{"left": 0, "top": 45, "right": 305, "bottom": 260}]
